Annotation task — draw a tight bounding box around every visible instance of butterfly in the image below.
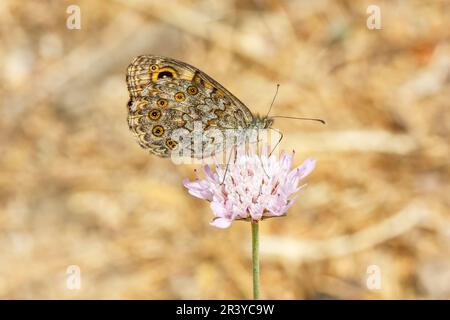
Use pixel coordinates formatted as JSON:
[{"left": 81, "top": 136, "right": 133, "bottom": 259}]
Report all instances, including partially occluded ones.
[{"left": 125, "top": 55, "right": 275, "bottom": 159}]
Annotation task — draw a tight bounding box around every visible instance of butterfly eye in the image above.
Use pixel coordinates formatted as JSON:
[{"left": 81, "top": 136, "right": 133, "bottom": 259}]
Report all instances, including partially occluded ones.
[
  {"left": 174, "top": 92, "right": 185, "bottom": 101},
  {"left": 157, "top": 71, "right": 174, "bottom": 79},
  {"left": 152, "top": 125, "right": 165, "bottom": 137},
  {"left": 165, "top": 138, "right": 178, "bottom": 150},
  {"left": 187, "top": 86, "right": 198, "bottom": 95},
  {"left": 157, "top": 99, "right": 168, "bottom": 108},
  {"left": 148, "top": 109, "right": 161, "bottom": 120},
  {"left": 150, "top": 64, "right": 159, "bottom": 72}
]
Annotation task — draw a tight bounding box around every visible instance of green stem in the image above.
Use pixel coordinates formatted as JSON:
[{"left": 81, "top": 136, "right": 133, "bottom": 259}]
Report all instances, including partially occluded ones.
[{"left": 251, "top": 221, "right": 260, "bottom": 300}]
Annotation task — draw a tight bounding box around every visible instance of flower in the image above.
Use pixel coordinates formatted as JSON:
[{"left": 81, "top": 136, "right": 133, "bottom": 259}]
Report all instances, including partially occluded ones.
[{"left": 183, "top": 149, "right": 316, "bottom": 228}]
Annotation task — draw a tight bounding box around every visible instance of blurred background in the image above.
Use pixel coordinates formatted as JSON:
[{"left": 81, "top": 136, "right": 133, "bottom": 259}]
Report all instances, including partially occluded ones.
[{"left": 0, "top": 0, "right": 449, "bottom": 299}]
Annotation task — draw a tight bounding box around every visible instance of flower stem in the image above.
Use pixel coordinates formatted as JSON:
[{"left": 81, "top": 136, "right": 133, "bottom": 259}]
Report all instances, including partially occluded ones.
[{"left": 251, "top": 221, "right": 260, "bottom": 300}]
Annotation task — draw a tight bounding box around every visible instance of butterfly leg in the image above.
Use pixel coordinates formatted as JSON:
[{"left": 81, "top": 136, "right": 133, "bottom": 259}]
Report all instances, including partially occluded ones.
[
  {"left": 268, "top": 127, "right": 283, "bottom": 157},
  {"left": 253, "top": 127, "right": 283, "bottom": 179},
  {"left": 254, "top": 129, "right": 271, "bottom": 179},
  {"left": 220, "top": 144, "right": 237, "bottom": 185}
]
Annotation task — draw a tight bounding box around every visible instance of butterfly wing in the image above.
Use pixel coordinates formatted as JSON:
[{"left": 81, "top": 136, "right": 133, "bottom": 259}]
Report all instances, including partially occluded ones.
[{"left": 126, "top": 55, "right": 255, "bottom": 158}]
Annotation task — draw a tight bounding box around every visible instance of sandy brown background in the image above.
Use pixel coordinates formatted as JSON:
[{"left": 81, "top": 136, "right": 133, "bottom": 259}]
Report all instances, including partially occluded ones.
[{"left": 0, "top": 0, "right": 449, "bottom": 299}]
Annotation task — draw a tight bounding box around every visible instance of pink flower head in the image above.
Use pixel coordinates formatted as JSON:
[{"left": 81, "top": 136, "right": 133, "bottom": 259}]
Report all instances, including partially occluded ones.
[{"left": 183, "top": 150, "right": 316, "bottom": 229}]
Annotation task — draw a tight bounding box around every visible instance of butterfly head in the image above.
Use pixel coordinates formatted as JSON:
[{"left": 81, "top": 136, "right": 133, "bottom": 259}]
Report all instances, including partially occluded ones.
[{"left": 251, "top": 115, "right": 274, "bottom": 129}]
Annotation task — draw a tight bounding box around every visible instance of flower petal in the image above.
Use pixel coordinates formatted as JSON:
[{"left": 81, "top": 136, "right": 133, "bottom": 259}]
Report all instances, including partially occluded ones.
[
  {"left": 210, "top": 201, "right": 227, "bottom": 218},
  {"left": 183, "top": 179, "right": 213, "bottom": 200},
  {"left": 296, "top": 158, "right": 316, "bottom": 179},
  {"left": 204, "top": 165, "right": 217, "bottom": 181},
  {"left": 210, "top": 217, "right": 232, "bottom": 228}
]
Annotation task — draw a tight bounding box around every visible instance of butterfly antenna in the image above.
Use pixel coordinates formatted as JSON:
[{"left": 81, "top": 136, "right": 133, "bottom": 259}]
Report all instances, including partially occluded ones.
[
  {"left": 271, "top": 115, "right": 326, "bottom": 125},
  {"left": 265, "top": 84, "right": 280, "bottom": 118}
]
